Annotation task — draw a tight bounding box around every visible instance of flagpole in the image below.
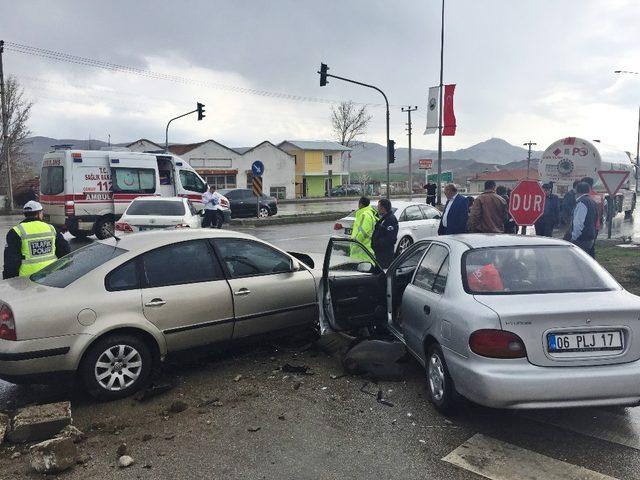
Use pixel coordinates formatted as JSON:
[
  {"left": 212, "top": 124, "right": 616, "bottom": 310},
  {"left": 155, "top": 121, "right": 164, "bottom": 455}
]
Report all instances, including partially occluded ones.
[{"left": 436, "top": 0, "right": 445, "bottom": 205}]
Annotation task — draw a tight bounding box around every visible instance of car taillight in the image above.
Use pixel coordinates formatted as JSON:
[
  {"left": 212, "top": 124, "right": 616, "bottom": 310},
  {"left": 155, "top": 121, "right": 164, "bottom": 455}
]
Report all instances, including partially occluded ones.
[
  {"left": 469, "top": 329, "right": 526, "bottom": 359},
  {"left": 64, "top": 201, "right": 75, "bottom": 217},
  {"left": 0, "top": 304, "right": 16, "bottom": 341},
  {"left": 115, "top": 222, "right": 133, "bottom": 232},
  {"left": 334, "top": 223, "right": 343, "bottom": 231}
]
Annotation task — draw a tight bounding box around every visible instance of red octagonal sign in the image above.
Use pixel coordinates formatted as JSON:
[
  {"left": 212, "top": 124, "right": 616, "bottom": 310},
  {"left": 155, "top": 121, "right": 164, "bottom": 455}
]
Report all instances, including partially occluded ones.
[{"left": 508, "top": 180, "right": 546, "bottom": 226}]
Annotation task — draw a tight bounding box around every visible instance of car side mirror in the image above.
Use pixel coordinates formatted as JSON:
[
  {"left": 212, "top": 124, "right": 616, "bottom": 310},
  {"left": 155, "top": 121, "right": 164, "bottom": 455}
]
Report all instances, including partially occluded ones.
[
  {"left": 433, "top": 214, "right": 442, "bottom": 220},
  {"left": 357, "top": 262, "right": 374, "bottom": 273},
  {"left": 198, "top": 209, "right": 205, "bottom": 217}
]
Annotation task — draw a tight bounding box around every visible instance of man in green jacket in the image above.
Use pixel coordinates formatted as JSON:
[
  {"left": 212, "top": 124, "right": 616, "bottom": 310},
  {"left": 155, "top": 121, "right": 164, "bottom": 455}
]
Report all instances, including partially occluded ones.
[{"left": 350, "top": 197, "right": 378, "bottom": 260}]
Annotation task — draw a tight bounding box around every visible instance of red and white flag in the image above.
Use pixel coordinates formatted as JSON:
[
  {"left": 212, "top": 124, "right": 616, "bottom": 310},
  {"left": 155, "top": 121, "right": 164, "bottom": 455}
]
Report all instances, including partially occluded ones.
[{"left": 442, "top": 84, "right": 456, "bottom": 136}]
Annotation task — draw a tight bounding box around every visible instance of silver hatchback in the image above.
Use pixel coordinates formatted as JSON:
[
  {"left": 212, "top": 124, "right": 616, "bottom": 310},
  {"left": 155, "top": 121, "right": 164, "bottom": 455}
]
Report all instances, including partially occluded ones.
[{"left": 321, "top": 235, "right": 640, "bottom": 412}]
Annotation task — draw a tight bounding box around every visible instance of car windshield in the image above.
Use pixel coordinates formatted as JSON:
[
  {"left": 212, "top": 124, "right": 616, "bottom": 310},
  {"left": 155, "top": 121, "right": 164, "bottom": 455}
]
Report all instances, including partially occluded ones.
[
  {"left": 126, "top": 200, "right": 186, "bottom": 216},
  {"left": 463, "top": 246, "right": 619, "bottom": 294},
  {"left": 31, "top": 243, "right": 127, "bottom": 288}
]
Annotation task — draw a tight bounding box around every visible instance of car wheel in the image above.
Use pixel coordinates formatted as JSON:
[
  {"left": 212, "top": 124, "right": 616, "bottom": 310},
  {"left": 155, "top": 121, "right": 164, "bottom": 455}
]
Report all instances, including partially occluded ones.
[
  {"left": 396, "top": 236, "right": 413, "bottom": 255},
  {"left": 426, "top": 344, "right": 455, "bottom": 414},
  {"left": 258, "top": 206, "right": 270, "bottom": 218},
  {"left": 80, "top": 334, "right": 152, "bottom": 400},
  {"left": 68, "top": 226, "right": 89, "bottom": 239},
  {"left": 94, "top": 217, "right": 115, "bottom": 240}
]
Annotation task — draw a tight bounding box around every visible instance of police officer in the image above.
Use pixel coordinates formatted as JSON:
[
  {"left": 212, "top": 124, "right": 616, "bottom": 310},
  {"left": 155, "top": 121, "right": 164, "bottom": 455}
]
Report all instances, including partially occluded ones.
[
  {"left": 372, "top": 198, "right": 399, "bottom": 268},
  {"left": 2, "top": 201, "right": 70, "bottom": 279},
  {"left": 350, "top": 197, "right": 378, "bottom": 260}
]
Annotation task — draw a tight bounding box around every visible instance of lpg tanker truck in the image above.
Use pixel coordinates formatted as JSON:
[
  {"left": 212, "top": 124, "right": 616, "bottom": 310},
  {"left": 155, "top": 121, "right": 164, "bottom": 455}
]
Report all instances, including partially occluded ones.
[{"left": 538, "top": 137, "right": 637, "bottom": 217}]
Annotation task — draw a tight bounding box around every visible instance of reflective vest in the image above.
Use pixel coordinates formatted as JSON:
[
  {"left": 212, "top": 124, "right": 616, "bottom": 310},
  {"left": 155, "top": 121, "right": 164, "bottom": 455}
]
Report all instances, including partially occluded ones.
[
  {"left": 13, "top": 221, "right": 58, "bottom": 277},
  {"left": 350, "top": 206, "right": 378, "bottom": 260}
]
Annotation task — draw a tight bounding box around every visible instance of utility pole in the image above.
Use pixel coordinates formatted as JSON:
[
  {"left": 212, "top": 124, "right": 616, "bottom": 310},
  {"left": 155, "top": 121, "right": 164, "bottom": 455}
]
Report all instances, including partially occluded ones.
[
  {"left": 523, "top": 141, "right": 537, "bottom": 178},
  {"left": 0, "top": 40, "right": 14, "bottom": 212},
  {"left": 436, "top": 0, "right": 446, "bottom": 205},
  {"left": 402, "top": 106, "right": 418, "bottom": 199}
]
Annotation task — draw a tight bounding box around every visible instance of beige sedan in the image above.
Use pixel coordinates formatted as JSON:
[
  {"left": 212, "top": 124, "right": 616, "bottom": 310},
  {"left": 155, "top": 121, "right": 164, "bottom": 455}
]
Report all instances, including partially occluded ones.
[{"left": 0, "top": 230, "right": 319, "bottom": 399}]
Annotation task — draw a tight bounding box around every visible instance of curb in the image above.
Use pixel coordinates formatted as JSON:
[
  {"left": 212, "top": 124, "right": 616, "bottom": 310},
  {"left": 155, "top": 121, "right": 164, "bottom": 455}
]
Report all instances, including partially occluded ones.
[{"left": 230, "top": 211, "right": 350, "bottom": 227}]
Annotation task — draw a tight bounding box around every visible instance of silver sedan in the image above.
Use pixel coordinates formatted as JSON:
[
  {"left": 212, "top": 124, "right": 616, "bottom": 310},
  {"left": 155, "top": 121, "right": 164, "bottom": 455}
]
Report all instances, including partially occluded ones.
[
  {"left": 321, "top": 234, "right": 640, "bottom": 412},
  {"left": 0, "top": 230, "right": 319, "bottom": 400}
]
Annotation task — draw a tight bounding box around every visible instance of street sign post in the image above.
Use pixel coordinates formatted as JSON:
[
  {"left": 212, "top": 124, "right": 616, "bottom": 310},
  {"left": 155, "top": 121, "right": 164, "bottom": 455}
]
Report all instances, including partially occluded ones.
[
  {"left": 427, "top": 171, "right": 453, "bottom": 183},
  {"left": 597, "top": 169, "right": 631, "bottom": 239},
  {"left": 418, "top": 159, "right": 433, "bottom": 170},
  {"left": 251, "top": 160, "right": 265, "bottom": 218},
  {"left": 508, "top": 180, "right": 546, "bottom": 228}
]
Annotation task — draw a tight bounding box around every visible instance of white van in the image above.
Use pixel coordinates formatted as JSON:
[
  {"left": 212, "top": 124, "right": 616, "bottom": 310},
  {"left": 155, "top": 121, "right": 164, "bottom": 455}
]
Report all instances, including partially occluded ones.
[{"left": 39, "top": 147, "right": 208, "bottom": 239}]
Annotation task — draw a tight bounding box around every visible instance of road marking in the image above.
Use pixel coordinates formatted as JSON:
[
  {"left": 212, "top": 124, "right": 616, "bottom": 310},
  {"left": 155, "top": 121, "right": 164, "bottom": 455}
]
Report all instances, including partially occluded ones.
[
  {"left": 522, "top": 407, "right": 640, "bottom": 451},
  {"left": 442, "top": 433, "right": 617, "bottom": 480}
]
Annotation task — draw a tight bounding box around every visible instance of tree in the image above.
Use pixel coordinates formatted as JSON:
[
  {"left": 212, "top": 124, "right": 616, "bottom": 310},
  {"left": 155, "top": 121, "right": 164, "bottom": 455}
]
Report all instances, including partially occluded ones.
[
  {"left": 331, "top": 100, "right": 371, "bottom": 147},
  {"left": 0, "top": 75, "right": 33, "bottom": 200}
]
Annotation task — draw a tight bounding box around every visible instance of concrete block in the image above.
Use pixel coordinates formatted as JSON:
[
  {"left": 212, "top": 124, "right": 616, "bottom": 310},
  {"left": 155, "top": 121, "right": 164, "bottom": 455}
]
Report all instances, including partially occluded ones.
[
  {"left": 30, "top": 437, "right": 78, "bottom": 474},
  {"left": 8, "top": 401, "right": 72, "bottom": 443}
]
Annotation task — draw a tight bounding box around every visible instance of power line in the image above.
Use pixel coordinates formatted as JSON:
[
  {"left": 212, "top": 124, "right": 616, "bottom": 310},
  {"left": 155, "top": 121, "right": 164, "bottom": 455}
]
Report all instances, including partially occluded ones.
[{"left": 5, "top": 41, "right": 395, "bottom": 109}]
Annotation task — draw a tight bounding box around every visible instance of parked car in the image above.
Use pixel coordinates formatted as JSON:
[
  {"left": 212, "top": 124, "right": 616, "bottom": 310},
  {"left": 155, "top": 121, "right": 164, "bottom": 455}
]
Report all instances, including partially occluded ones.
[
  {"left": 332, "top": 201, "right": 441, "bottom": 255},
  {"left": 0, "top": 230, "right": 318, "bottom": 399},
  {"left": 115, "top": 197, "right": 204, "bottom": 233},
  {"left": 326, "top": 184, "right": 362, "bottom": 197},
  {"left": 218, "top": 188, "right": 278, "bottom": 218},
  {"left": 321, "top": 234, "right": 640, "bottom": 412}
]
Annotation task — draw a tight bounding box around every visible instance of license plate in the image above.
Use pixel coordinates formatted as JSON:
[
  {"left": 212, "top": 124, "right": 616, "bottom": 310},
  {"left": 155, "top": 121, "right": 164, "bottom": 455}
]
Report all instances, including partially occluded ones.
[
  {"left": 547, "top": 331, "right": 623, "bottom": 353},
  {"left": 344, "top": 228, "right": 352, "bottom": 235}
]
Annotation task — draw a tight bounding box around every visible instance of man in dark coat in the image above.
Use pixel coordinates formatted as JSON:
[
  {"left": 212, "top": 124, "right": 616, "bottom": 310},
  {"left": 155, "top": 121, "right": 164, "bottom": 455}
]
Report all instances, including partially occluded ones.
[
  {"left": 438, "top": 183, "right": 468, "bottom": 235},
  {"left": 424, "top": 183, "right": 437, "bottom": 206},
  {"left": 372, "top": 198, "right": 399, "bottom": 268},
  {"left": 534, "top": 183, "right": 560, "bottom": 237},
  {"left": 561, "top": 180, "right": 579, "bottom": 225},
  {"left": 569, "top": 182, "right": 598, "bottom": 256}
]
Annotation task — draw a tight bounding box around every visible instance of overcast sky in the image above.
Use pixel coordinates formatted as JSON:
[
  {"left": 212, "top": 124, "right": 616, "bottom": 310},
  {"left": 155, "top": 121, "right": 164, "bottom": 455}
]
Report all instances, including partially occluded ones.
[{"left": 1, "top": 0, "right": 640, "bottom": 154}]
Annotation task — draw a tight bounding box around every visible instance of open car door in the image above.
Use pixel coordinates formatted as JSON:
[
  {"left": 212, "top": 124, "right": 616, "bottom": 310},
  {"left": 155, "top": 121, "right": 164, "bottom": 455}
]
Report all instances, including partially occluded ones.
[{"left": 321, "top": 238, "right": 386, "bottom": 332}]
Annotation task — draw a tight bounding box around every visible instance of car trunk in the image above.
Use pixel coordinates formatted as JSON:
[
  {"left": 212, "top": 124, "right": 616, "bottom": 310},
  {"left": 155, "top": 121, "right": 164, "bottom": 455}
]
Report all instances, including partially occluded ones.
[
  {"left": 474, "top": 290, "right": 640, "bottom": 367},
  {"left": 124, "top": 215, "right": 187, "bottom": 232}
]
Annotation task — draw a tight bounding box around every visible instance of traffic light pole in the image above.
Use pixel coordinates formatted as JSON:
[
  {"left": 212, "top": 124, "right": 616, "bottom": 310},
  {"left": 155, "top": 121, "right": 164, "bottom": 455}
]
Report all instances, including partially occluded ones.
[
  {"left": 165, "top": 109, "right": 197, "bottom": 152},
  {"left": 319, "top": 71, "right": 391, "bottom": 198}
]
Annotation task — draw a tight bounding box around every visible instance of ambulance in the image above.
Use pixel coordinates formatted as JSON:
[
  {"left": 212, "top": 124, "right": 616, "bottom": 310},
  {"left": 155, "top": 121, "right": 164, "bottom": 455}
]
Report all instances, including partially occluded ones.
[{"left": 39, "top": 146, "right": 209, "bottom": 239}]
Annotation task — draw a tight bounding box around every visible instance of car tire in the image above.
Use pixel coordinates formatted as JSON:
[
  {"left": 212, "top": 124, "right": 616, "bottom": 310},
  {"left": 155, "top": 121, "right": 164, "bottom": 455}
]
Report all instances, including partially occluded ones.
[
  {"left": 258, "top": 206, "right": 270, "bottom": 218},
  {"left": 396, "top": 236, "right": 413, "bottom": 255},
  {"left": 80, "top": 334, "right": 153, "bottom": 401},
  {"left": 68, "top": 226, "right": 89, "bottom": 239},
  {"left": 425, "top": 344, "right": 456, "bottom": 414},
  {"left": 94, "top": 217, "right": 115, "bottom": 240}
]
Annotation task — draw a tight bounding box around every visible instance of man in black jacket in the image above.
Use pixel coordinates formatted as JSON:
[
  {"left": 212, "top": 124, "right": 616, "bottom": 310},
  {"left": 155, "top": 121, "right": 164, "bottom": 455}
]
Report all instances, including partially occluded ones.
[
  {"left": 569, "top": 182, "right": 598, "bottom": 256},
  {"left": 372, "top": 198, "right": 398, "bottom": 268},
  {"left": 535, "top": 183, "right": 560, "bottom": 237}
]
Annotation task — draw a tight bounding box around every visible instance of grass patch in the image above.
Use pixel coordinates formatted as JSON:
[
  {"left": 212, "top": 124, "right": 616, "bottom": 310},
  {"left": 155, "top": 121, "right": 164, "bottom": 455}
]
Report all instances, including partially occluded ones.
[{"left": 596, "top": 245, "right": 640, "bottom": 295}]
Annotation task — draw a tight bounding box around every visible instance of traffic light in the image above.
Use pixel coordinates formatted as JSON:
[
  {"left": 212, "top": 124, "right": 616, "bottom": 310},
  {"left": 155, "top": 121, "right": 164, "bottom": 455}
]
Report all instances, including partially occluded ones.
[
  {"left": 319, "top": 63, "right": 329, "bottom": 87},
  {"left": 387, "top": 139, "right": 395, "bottom": 164},
  {"left": 197, "top": 102, "right": 206, "bottom": 121}
]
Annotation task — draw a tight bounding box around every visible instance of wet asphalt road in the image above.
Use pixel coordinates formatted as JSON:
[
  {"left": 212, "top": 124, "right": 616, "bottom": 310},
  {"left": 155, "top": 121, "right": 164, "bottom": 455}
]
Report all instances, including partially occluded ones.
[{"left": 1, "top": 212, "right": 640, "bottom": 478}]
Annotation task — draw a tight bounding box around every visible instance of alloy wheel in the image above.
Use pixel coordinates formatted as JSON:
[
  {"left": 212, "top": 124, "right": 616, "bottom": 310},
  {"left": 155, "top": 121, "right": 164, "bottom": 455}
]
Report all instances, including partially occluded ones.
[
  {"left": 259, "top": 207, "right": 270, "bottom": 218},
  {"left": 398, "top": 237, "right": 412, "bottom": 254},
  {"left": 94, "top": 344, "right": 143, "bottom": 392},
  {"left": 428, "top": 353, "right": 446, "bottom": 402}
]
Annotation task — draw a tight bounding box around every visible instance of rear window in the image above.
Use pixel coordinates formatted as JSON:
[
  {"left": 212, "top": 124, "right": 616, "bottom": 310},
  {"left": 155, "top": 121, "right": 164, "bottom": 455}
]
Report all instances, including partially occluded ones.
[
  {"left": 126, "top": 200, "right": 185, "bottom": 216},
  {"left": 31, "top": 243, "right": 127, "bottom": 288},
  {"left": 463, "top": 246, "right": 618, "bottom": 294},
  {"left": 40, "top": 166, "right": 64, "bottom": 195}
]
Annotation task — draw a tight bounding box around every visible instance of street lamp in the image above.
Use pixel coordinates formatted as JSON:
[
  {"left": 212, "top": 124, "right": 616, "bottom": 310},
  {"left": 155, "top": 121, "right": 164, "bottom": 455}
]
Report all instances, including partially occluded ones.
[
  {"left": 317, "top": 63, "right": 392, "bottom": 198},
  {"left": 614, "top": 70, "right": 640, "bottom": 193}
]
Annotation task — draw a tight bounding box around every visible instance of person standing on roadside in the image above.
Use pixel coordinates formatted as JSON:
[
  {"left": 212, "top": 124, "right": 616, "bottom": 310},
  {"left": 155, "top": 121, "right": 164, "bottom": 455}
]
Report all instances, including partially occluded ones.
[
  {"left": 350, "top": 197, "right": 378, "bottom": 260},
  {"left": 496, "top": 185, "right": 516, "bottom": 234},
  {"left": 438, "top": 184, "right": 468, "bottom": 235},
  {"left": 425, "top": 183, "right": 437, "bottom": 206},
  {"left": 372, "top": 198, "right": 398, "bottom": 268},
  {"left": 581, "top": 176, "right": 602, "bottom": 257},
  {"left": 201, "top": 185, "right": 228, "bottom": 228},
  {"left": 3, "top": 201, "right": 70, "bottom": 279},
  {"left": 561, "top": 180, "right": 579, "bottom": 226},
  {"left": 534, "top": 183, "right": 560, "bottom": 237},
  {"left": 568, "top": 182, "right": 598, "bottom": 257},
  {"left": 467, "top": 181, "right": 507, "bottom": 233}
]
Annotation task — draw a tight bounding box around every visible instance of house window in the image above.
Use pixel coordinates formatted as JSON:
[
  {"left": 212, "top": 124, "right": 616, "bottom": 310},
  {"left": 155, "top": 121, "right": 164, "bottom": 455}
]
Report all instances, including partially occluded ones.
[
  {"left": 270, "top": 187, "right": 286, "bottom": 199},
  {"left": 293, "top": 155, "right": 297, "bottom": 165},
  {"left": 246, "top": 173, "right": 253, "bottom": 189},
  {"left": 205, "top": 175, "right": 236, "bottom": 189},
  {"left": 324, "top": 154, "right": 333, "bottom": 165},
  {"left": 189, "top": 158, "right": 233, "bottom": 168}
]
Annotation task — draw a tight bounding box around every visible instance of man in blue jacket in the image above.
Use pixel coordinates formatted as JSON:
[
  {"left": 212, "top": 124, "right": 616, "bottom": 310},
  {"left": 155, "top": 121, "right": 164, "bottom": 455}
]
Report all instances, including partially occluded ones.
[{"left": 438, "top": 184, "right": 468, "bottom": 235}]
